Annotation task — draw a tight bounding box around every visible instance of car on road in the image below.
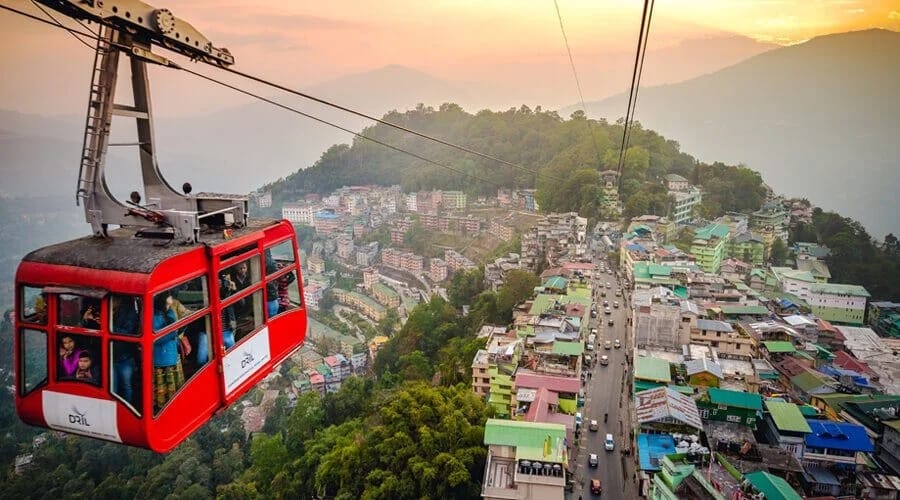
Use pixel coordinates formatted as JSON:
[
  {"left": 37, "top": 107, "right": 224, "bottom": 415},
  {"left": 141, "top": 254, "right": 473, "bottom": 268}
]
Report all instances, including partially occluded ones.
[
  {"left": 604, "top": 340, "right": 612, "bottom": 350},
  {"left": 605, "top": 282, "right": 611, "bottom": 289},
  {"left": 614, "top": 338, "right": 621, "bottom": 348},
  {"left": 613, "top": 301, "right": 619, "bottom": 308},
  {"left": 608, "top": 318, "right": 614, "bottom": 326},
  {"left": 605, "top": 434, "right": 615, "bottom": 451},
  {"left": 600, "top": 355, "right": 609, "bottom": 365},
  {"left": 591, "top": 478, "right": 602, "bottom": 495},
  {"left": 588, "top": 453, "right": 599, "bottom": 467},
  {"left": 604, "top": 307, "right": 611, "bottom": 315},
  {"left": 600, "top": 290, "right": 606, "bottom": 297},
  {"left": 615, "top": 290, "right": 621, "bottom": 297},
  {"left": 575, "top": 412, "right": 583, "bottom": 428},
  {"left": 586, "top": 342, "right": 594, "bottom": 351},
  {"left": 591, "top": 309, "right": 597, "bottom": 318},
  {"left": 603, "top": 300, "right": 609, "bottom": 307},
  {"left": 589, "top": 419, "right": 599, "bottom": 431}
]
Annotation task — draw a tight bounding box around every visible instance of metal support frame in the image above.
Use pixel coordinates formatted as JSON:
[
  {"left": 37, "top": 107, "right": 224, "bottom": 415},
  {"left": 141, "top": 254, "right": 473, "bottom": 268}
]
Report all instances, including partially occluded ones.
[{"left": 74, "top": 21, "right": 246, "bottom": 242}]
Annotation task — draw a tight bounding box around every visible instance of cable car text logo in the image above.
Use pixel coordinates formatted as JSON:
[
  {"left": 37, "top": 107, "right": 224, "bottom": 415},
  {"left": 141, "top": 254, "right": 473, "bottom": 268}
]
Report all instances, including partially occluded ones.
[
  {"left": 241, "top": 351, "right": 255, "bottom": 369},
  {"left": 68, "top": 406, "right": 90, "bottom": 427}
]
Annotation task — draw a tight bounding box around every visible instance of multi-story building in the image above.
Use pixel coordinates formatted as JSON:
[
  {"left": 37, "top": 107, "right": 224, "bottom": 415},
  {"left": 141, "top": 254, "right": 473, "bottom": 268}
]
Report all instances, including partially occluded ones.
[
  {"left": 381, "top": 248, "right": 402, "bottom": 269},
  {"left": 372, "top": 283, "right": 400, "bottom": 308},
  {"left": 390, "top": 228, "right": 406, "bottom": 245},
  {"left": 490, "top": 219, "right": 514, "bottom": 242},
  {"left": 664, "top": 173, "right": 690, "bottom": 192},
  {"left": 430, "top": 258, "right": 448, "bottom": 282},
  {"left": 670, "top": 187, "right": 702, "bottom": 225},
  {"left": 445, "top": 249, "right": 476, "bottom": 274},
  {"left": 314, "top": 209, "right": 342, "bottom": 235},
  {"left": 482, "top": 419, "right": 568, "bottom": 500},
  {"left": 405, "top": 192, "right": 418, "bottom": 212},
  {"left": 769, "top": 266, "right": 817, "bottom": 299},
  {"left": 332, "top": 288, "right": 386, "bottom": 321},
  {"left": 400, "top": 252, "right": 424, "bottom": 274},
  {"left": 441, "top": 190, "right": 467, "bottom": 210},
  {"left": 751, "top": 200, "right": 789, "bottom": 243},
  {"left": 727, "top": 232, "right": 765, "bottom": 267},
  {"left": 336, "top": 235, "right": 355, "bottom": 260},
  {"left": 304, "top": 284, "right": 324, "bottom": 310},
  {"left": 355, "top": 242, "right": 379, "bottom": 267},
  {"left": 868, "top": 301, "right": 900, "bottom": 337},
  {"left": 808, "top": 283, "right": 870, "bottom": 325},
  {"left": 690, "top": 319, "right": 754, "bottom": 359},
  {"left": 256, "top": 191, "right": 272, "bottom": 208},
  {"left": 282, "top": 202, "right": 318, "bottom": 225},
  {"left": 307, "top": 255, "right": 326, "bottom": 275},
  {"left": 598, "top": 171, "right": 620, "bottom": 219},
  {"left": 690, "top": 224, "right": 730, "bottom": 273},
  {"left": 362, "top": 267, "right": 379, "bottom": 290}
]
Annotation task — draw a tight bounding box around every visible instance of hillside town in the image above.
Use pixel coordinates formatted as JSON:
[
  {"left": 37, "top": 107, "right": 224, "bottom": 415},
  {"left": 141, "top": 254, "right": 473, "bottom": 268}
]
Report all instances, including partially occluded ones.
[{"left": 248, "top": 174, "right": 900, "bottom": 500}]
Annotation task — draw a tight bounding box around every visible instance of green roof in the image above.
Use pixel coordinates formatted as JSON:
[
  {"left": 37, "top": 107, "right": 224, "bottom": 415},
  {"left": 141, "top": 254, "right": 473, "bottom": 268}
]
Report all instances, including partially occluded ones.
[
  {"left": 528, "top": 290, "right": 591, "bottom": 315},
  {"left": 551, "top": 341, "right": 584, "bottom": 356},
  {"left": 669, "top": 385, "right": 695, "bottom": 395},
  {"left": 793, "top": 350, "right": 814, "bottom": 361},
  {"left": 791, "top": 372, "right": 833, "bottom": 392},
  {"left": 634, "top": 357, "right": 672, "bottom": 383},
  {"left": 799, "top": 405, "right": 820, "bottom": 417},
  {"left": 708, "top": 388, "right": 762, "bottom": 410},
  {"left": 544, "top": 276, "right": 568, "bottom": 290},
  {"left": 765, "top": 401, "right": 813, "bottom": 433},
  {"left": 810, "top": 283, "right": 871, "bottom": 298},
  {"left": 484, "top": 418, "right": 567, "bottom": 463},
  {"left": 762, "top": 341, "right": 796, "bottom": 353},
  {"left": 721, "top": 305, "right": 769, "bottom": 315},
  {"left": 695, "top": 223, "right": 730, "bottom": 241},
  {"left": 373, "top": 283, "right": 399, "bottom": 299},
  {"left": 745, "top": 471, "right": 802, "bottom": 500},
  {"left": 633, "top": 262, "right": 673, "bottom": 280},
  {"left": 635, "top": 380, "right": 665, "bottom": 392}
]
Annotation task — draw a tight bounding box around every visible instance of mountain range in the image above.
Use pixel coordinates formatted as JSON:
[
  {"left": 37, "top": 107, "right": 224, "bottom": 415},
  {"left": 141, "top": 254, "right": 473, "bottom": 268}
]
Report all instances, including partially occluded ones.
[{"left": 573, "top": 29, "right": 900, "bottom": 238}]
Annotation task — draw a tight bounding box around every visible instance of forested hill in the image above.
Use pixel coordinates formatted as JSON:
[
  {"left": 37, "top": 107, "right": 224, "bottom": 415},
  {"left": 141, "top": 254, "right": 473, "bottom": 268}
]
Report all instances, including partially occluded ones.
[{"left": 262, "top": 104, "right": 771, "bottom": 220}]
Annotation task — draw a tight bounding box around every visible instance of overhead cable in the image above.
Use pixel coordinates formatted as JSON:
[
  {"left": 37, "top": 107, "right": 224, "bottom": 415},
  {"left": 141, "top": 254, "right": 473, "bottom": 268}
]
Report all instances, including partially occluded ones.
[{"left": 553, "top": 0, "right": 602, "bottom": 167}]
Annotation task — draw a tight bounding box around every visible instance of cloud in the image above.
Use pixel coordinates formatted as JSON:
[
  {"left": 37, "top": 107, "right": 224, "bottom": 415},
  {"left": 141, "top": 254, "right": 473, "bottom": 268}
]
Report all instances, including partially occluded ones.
[
  {"left": 889, "top": 10, "right": 900, "bottom": 20},
  {"left": 253, "top": 14, "right": 366, "bottom": 31},
  {"left": 846, "top": 8, "right": 865, "bottom": 14}
]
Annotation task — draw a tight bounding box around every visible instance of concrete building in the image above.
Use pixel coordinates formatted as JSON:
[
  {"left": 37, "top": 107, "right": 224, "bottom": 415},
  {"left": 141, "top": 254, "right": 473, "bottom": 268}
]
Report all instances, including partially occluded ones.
[
  {"left": 727, "top": 232, "right": 765, "bottom": 267},
  {"left": 670, "top": 187, "right": 703, "bottom": 225},
  {"left": 482, "top": 419, "right": 568, "bottom": 500},
  {"left": 491, "top": 219, "right": 514, "bottom": 242},
  {"left": 430, "top": 258, "right": 448, "bottom": 282},
  {"left": 314, "top": 209, "right": 342, "bottom": 235},
  {"left": 282, "top": 202, "right": 318, "bottom": 225},
  {"left": 690, "top": 224, "right": 730, "bottom": 273},
  {"left": 664, "top": 173, "right": 690, "bottom": 192},
  {"left": 362, "top": 267, "right": 380, "bottom": 291},
  {"left": 336, "top": 235, "right": 354, "bottom": 260},
  {"left": 808, "top": 283, "right": 870, "bottom": 325},
  {"left": 355, "top": 242, "right": 379, "bottom": 267},
  {"left": 770, "top": 266, "right": 817, "bottom": 300},
  {"left": 332, "top": 288, "right": 387, "bottom": 321},
  {"left": 372, "top": 283, "right": 400, "bottom": 308},
  {"left": 307, "top": 255, "right": 326, "bottom": 275},
  {"left": 441, "top": 190, "right": 467, "bottom": 210},
  {"left": 304, "top": 284, "right": 324, "bottom": 311}
]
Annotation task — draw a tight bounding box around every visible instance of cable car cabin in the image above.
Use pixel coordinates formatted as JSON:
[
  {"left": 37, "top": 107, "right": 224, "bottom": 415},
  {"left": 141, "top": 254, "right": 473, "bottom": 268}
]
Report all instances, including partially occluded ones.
[{"left": 14, "top": 219, "right": 307, "bottom": 453}]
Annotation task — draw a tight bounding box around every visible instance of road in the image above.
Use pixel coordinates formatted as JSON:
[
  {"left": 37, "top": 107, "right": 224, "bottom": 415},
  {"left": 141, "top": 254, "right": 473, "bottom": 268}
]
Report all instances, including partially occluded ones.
[{"left": 570, "top": 265, "right": 633, "bottom": 499}]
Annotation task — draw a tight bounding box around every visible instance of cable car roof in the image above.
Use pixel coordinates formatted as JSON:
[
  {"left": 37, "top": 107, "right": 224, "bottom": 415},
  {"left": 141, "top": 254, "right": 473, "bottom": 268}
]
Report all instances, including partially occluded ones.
[{"left": 23, "top": 218, "right": 282, "bottom": 274}]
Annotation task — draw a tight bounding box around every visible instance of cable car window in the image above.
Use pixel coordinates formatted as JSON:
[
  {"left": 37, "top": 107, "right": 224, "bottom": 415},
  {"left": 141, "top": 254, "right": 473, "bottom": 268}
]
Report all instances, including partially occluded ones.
[
  {"left": 153, "top": 276, "right": 208, "bottom": 332},
  {"left": 57, "top": 333, "right": 101, "bottom": 386},
  {"left": 20, "top": 329, "right": 47, "bottom": 395},
  {"left": 19, "top": 286, "right": 47, "bottom": 325},
  {"left": 57, "top": 294, "right": 102, "bottom": 330},
  {"left": 110, "top": 295, "right": 142, "bottom": 336},
  {"left": 153, "top": 314, "right": 211, "bottom": 415},
  {"left": 111, "top": 340, "right": 142, "bottom": 415},
  {"left": 221, "top": 243, "right": 258, "bottom": 262},
  {"left": 267, "top": 268, "right": 301, "bottom": 318},
  {"left": 222, "top": 290, "right": 263, "bottom": 351},
  {"left": 220, "top": 256, "right": 261, "bottom": 293},
  {"left": 266, "top": 240, "right": 296, "bottom": 273}
]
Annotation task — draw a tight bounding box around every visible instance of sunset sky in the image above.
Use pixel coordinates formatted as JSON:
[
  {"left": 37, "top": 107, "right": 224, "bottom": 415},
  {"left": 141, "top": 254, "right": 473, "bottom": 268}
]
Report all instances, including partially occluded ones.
[{"left": 0, "top": 0, "right": 897, "bottom": 116}]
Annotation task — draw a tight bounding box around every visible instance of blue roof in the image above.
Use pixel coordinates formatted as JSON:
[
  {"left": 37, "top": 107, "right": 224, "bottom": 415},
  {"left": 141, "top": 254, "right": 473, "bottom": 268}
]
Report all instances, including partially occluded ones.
[
  {"left": 804, "top": 419, "right": 874, "bottom": 452},
  {"left": 637, "top": 433, "right": 676, "bottom": 471},
  {"left": 626, "top": 243, "right": 648, "bottom": 252},
  {"left": 315, "top": 211, "right": 339, "bottom": 219}
]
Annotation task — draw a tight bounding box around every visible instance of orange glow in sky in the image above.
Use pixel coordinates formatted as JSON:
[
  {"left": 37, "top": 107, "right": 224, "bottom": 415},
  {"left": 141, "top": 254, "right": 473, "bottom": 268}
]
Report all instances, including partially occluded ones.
[{"left": 0, "top": 0, "right": 897, "bottom": 115}]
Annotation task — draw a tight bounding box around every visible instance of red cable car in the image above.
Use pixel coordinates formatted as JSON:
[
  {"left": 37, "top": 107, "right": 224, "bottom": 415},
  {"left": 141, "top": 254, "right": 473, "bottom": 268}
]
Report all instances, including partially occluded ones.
[
  {"left": 15, "top": 220, "right": 307, "bottom": 452},
  {"left": 14, "top": 1, "right": 307, "bottom": 452}
]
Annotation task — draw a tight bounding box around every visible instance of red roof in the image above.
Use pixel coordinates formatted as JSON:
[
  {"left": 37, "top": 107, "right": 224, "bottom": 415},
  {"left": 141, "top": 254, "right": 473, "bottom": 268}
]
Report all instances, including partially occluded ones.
[
  {"left": 523, "top": 387, "right": 560, "bottom": 423},
  {"left": 834, "top": 350, "right": 879, "bottom": 379},
  {"left": 515, "top": 370, "right": 581, "bottom": 394},
  {"left": 563, "top": 262, "right": 595, "bottom": 270},
  {"left": 774, "top": 357, "right": 809, "bottom": 378}
]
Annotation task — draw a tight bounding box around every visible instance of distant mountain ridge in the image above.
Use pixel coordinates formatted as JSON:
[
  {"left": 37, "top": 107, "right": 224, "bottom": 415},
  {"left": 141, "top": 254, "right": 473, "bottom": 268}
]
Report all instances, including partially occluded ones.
[{"left": 574, "top": 29, "right": 900, "bottom": 237}]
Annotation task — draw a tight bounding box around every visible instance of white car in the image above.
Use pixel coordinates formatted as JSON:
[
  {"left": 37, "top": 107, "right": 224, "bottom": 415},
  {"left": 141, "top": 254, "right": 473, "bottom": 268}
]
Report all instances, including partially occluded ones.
[
  {"left": 590, "top": 419, "right": 599, "bottom": 431},
  {"left": 605, "top": 434, "right": 615, "bottom": 451},
  {"left": 586, "top": 342, "right": 594, "bottom": 351},
  {"left": 589, "top": 453, "right": 599, "bottom": 467},
  {"left": 600, "top": 355, "right": 609, "bottom": 365},
  {"left": 614, "top": 339, "right": 621, "bottom": 349}
]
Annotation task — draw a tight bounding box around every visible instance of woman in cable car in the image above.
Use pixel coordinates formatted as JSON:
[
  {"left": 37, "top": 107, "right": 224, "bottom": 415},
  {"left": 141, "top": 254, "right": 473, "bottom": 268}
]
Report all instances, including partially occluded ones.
[{"left": 14, "top": 219, "right": 307, "bottom": 453}]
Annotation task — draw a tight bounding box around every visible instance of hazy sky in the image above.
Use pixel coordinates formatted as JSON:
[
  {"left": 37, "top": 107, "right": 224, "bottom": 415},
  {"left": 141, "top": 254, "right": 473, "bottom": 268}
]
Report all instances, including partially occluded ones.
[{"left": 1, "top": 0, "right": 897, "bottom": 116}]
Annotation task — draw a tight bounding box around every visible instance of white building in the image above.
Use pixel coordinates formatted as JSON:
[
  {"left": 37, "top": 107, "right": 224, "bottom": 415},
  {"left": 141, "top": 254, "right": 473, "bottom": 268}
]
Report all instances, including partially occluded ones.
[
  {"left": 304, "top": 284, "right": 324, "bottom": 310},
  {"left": 282, "top": 202, "right": 318, "bottom": 225},
  {"left": 405, "top": 193, "right": 418, "bottom": 212}
]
